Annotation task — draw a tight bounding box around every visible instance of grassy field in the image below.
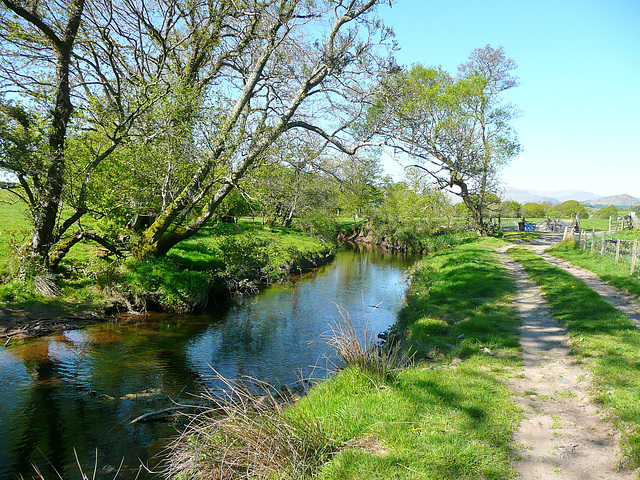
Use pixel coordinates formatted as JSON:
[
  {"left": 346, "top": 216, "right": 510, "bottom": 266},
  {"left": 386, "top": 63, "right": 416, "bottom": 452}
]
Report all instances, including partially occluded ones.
[
  {"left": 578, "top": 217, "right": 611, "bottom": 231},
  {"left": 509, "top": 247, "right": 640, "bottom": 464},
  {"left": 168, "top": 240, "right": 525, "bottom": 479}
]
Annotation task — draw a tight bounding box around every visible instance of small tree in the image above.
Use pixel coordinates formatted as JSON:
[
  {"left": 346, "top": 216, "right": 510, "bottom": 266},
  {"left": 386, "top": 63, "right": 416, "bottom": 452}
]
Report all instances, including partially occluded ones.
[
  {"left": 500, "top": 200, "right": 521, "bottom": 218},
  {"left": 555, "top": 200, "right": 588, "bottom": 219},
  {"left": 595, "top": 205, "right": 618, "bottom": 219},
  {"left": 370, "top": 45, "right": 520, "bottom": 235},
  {"left": 523, "top": 202, "right": 546, "bottom": 218}
]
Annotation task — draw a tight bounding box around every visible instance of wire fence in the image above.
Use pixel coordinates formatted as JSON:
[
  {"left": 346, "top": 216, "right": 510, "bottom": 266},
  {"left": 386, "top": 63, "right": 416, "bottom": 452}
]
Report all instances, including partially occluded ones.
[{"left": 575, "top": 230, "right": 639, "bottom": 277}]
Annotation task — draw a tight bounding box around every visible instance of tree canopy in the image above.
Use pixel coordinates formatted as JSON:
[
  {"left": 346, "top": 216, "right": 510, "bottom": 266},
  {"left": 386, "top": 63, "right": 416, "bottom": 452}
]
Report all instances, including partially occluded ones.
[
  {"left": 0, "top": 0, "right": 394, "bottom": 266},
  {"left": 369, "top": 45, "right": 520, "bottom": 235}
]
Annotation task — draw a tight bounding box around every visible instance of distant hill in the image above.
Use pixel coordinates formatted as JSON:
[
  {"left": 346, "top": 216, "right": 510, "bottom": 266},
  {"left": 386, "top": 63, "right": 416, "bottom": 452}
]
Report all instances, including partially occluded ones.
[
  {"left": 589, "top": 194, "right": 640, "bottom": 208},
  {"left": 502, "top": 187, "right": 601, "bottom": 205}
]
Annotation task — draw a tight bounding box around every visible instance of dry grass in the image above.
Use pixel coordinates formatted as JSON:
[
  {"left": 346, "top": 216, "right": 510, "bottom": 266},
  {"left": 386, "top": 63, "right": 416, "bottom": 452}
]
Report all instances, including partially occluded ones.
[
  {"left": 163, "top": 308, "right": 411, "bottom": 479},
  {"left": 162, "top": 373, "right": 339, "bottom": 480},
  {"left": 323, "top": 305, "right": 412, "bottom": 382},
  {"left": 20, "top": 449, "right": 125, "bottom": 480}
]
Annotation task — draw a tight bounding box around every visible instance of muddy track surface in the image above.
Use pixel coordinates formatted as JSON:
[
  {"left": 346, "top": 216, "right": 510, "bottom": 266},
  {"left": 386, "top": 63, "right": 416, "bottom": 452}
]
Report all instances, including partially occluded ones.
[{"left": 497, "top": 242, "right": 639, "bottom": 479}]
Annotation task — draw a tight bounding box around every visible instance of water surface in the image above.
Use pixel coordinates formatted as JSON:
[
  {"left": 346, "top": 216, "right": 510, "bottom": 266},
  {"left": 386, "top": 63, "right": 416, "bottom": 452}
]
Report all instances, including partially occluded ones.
[{"left": 0, "top": 244, "right": 416, "bottom": 479}]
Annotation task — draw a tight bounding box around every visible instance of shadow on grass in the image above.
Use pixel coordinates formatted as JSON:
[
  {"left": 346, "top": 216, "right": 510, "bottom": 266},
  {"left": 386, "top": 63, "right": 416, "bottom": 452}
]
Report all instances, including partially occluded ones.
[{"left": 400, "top": 243, "right": 520, "bottom": 361}]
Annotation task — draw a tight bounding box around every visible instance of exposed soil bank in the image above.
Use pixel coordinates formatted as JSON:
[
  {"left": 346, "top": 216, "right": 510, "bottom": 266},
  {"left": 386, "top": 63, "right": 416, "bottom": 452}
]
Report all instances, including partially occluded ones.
[{"left": 0, "top": 307, "right": 102, "bottom": 342}]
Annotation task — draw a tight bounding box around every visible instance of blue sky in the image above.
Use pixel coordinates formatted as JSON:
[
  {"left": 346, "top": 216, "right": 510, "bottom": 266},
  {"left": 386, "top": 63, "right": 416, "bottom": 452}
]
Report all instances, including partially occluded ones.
[{"left": 378, "top": 0, "right": 640, "bottom": 198}]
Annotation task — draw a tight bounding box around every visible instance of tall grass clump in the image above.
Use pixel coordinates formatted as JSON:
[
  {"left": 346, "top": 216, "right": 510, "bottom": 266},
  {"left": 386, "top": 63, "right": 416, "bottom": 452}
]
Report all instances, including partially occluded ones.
[
  {"left": 163, "top": 374, "right": 339, "bottom": 480},
  {"left": 323, "top": 306, "right": 411, "bottom": 383}
]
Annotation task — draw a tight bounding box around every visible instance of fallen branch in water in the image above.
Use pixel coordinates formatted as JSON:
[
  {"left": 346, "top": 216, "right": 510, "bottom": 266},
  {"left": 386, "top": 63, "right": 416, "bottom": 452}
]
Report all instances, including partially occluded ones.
[{"left": 130, "top": 406, "right": 187, "bottom": 424}]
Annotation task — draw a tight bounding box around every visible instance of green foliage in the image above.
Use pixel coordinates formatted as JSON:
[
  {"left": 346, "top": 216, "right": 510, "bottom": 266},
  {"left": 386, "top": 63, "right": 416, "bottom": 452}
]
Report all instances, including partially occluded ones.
[
  {"left": 0, "top": 195, "right": 334, "bottom": 312},
  {"left": 363, "top": 219, "right": 476, "bottom": 254},
  {"left": 499, "top": 200, "right": 521, "bottom": 218},
  {"left": 294, "top": 210, "right": 340, "bottom": 240},
  {"left": 370, "top": 46, "right": 520, "bottom": 234},
  {"left": 522, "top": 202, "right": 546, "bottom": 218},
  {"left": 399, "top": 242, "right": 520, "bottom": 361},
  {"left": 595, "top": 205, "right": 619, "bottom": 219},
  {"left": 123, "top": 257, "right": 213, "bottom": 312},
  {"left": 122, "top": 222, "right": 334, "bottom": 310},
  {"left": 555, "top": 200, "right": 589, "bottom": 219},
  {"left": 547, "top": 241, "right": 640, "bottom": 299},
  {"left": 283, "top": 241, "right": 521, "bottom": 479}
]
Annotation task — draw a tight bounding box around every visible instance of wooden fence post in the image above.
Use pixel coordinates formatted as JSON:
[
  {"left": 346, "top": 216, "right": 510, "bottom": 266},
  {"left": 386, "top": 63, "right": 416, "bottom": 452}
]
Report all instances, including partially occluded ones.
[
  {"left": 615, "top": 239, "right": 621, "bottom": 264},
  {"left": 582, "top": 230, "right": 587, "bottom": 251},
  {"left": 632, "top": 239, "right": 638, "bottom": 275},
  {"left": 601, "top": 234, "right": 606, "bottom": 257},
  {"left": 590, "top": 229, "right": 595, "bottom": 254}
]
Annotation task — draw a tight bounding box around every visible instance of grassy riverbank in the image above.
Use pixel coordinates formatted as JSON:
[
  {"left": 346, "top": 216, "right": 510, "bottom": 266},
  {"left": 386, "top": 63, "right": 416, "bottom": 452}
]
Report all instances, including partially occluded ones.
[
  {"left": 340, "top": 221, "right": 477, "bottom": 254},
  {"left": 508, "top": 247, "right": 640, "bottom": 464},
  {"left": 0, "top": 199, "right": 334, "bottom": 316},
  {"left": 167, "top": 240, "right": 525, "bottom": 479}
]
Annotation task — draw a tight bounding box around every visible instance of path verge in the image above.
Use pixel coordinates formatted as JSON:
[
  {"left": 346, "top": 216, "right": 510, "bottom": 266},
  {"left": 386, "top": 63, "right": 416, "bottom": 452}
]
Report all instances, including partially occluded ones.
[{"left": 529, "top": 245, "right": 640, "bottom": 328}]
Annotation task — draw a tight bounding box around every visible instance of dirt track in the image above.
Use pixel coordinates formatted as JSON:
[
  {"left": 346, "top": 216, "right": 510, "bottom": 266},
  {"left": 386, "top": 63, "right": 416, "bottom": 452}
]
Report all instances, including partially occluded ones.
[{"left": 498, "top": 235, "right": 640, "bottom": 479}]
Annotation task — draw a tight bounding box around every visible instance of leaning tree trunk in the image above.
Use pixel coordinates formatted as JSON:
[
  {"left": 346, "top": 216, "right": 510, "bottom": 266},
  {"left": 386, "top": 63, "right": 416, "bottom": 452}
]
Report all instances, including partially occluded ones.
[
  {"left": 455, "top": 178, "right": 490, "bottom": 236},
  {"left": 3, "top": 0, "right": 86, "bottom": 267}
]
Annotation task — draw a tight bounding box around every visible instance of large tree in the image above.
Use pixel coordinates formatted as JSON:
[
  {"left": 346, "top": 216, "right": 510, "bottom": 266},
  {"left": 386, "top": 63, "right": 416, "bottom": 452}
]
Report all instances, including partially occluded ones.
[
  {"left": 0, "top": 0, "right": 176, "bottom": 267},
  {"left": 129, "top": 0, "right": 392, "bottom": 258},
  {"left": 370, "top": 45, "right": 520, "bottom": 235},
  {"left": 0, "top": 0, "right": 393, "bottom": 267}
]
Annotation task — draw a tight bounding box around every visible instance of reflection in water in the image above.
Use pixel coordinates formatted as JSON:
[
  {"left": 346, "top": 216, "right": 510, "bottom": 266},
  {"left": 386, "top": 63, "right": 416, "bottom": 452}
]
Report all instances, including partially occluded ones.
[{"left": 0, "top": 245, "right": 416, "bottom": 479}]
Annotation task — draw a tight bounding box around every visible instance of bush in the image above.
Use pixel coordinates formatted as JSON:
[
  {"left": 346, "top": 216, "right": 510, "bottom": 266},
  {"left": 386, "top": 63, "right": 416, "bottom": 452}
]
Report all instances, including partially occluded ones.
[{"left": 294, "top": 212, "right": 339, "bottom": 241}]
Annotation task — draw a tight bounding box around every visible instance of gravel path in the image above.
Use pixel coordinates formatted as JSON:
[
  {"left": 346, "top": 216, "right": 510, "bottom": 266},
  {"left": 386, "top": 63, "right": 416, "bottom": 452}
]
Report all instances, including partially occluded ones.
[{"left": 497, "top": 239, "right": 639, "bottom": 479}]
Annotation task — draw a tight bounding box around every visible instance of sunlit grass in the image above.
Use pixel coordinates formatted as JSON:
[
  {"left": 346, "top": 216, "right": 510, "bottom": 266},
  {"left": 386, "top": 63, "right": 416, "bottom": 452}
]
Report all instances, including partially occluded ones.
[
  {"left": 163, "top": 241, "right": 523, "bottom": 479},
  {"left": 294, "top": 242, "right": 522, "bottom": 479},
  {"left": 547, "top": 241, "right": 640, "bottom": 300},
  {"left": 0, "top": 194, "right": 334, "bottom": 312}
]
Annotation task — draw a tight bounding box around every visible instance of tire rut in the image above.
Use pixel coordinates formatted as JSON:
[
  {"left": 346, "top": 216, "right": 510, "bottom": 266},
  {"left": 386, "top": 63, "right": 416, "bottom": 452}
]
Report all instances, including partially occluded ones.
[{"left": 528, "top": 245, "right": 640, "bottom": 328}]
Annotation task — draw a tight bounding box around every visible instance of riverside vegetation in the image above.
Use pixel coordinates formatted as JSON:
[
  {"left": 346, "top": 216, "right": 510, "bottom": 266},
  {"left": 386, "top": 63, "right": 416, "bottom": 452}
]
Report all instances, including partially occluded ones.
[
  {"left": 163, "top": 233, "right": 640, "bottom": 479},
  {"left": 0, "top": 195, "right": 335, "bottom": 318},
  {"left": 6, "top": 203, "right": 640, "bottom": 478},
  {"left": 164, "top": 238, "right": 525, "bottom": 479}
]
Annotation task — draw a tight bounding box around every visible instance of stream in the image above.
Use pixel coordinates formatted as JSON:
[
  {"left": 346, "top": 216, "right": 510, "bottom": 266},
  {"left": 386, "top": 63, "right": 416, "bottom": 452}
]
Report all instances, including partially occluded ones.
[{"left": 0, "top": 244, "right": 417, "bottom": 479}]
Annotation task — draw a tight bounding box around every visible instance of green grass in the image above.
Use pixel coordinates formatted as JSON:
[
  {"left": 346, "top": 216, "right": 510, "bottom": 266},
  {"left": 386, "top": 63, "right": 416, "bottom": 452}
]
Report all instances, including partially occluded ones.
[
  {"left": 0, "top": 189, "right": 31, "bottom": 277},
  {"left": 284, "top": 241, "right": 522, "bottom": 479},
  {"left": 123, "top": 222, "right": 334, "bottom": 311},
  {"left": 579, "top": 217, "right": 611, "bottom": 231},
  {"left": 508, "top": 246, "right": 640, "bottom": 464},
  {"left": 612, "top": 229, "right": 640, "bottom": 241},
  {"left": 0, "top": 192, "right": 334, "bottom": 312},
  {"left": 547, "top": 241, "right": 640, "bottom": 300}
]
